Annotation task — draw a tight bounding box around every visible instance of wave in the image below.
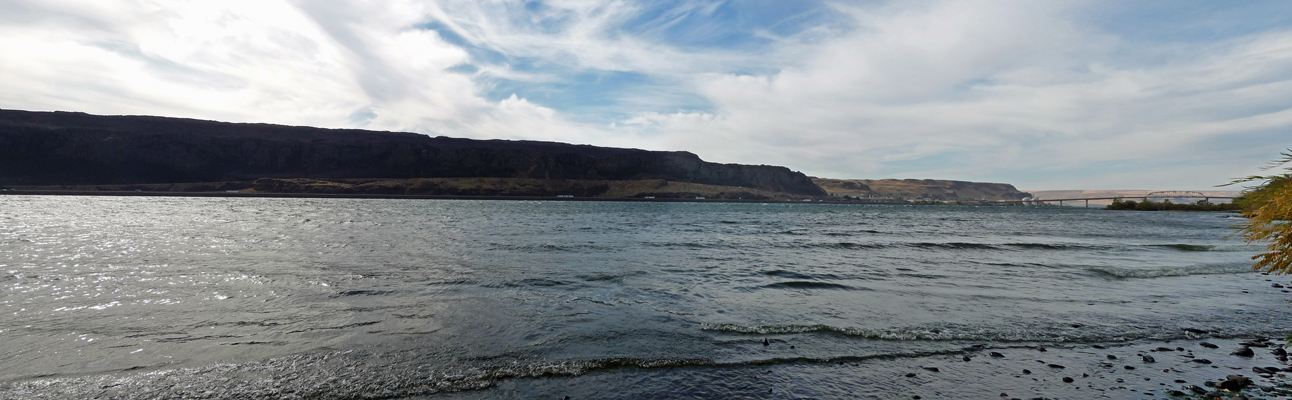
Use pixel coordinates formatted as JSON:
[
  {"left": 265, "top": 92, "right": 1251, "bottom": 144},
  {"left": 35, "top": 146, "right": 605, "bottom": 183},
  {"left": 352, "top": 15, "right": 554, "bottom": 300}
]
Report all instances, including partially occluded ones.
[
  {"left": 760, "top": 281, "right": 859, "bottom": 290},
  {"left": 1086, "top": 264, "right": 1255, "bottom": 279},
  {"left": 698, "top": 323, "right": 1247, "bottom": 343}
]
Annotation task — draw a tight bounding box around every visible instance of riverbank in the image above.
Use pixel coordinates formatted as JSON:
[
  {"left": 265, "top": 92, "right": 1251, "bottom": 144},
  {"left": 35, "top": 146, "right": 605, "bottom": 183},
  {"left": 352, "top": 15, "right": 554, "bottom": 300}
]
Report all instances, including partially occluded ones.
[{"left": 434, "top": 337, "right": 1292, "bottom": 399}]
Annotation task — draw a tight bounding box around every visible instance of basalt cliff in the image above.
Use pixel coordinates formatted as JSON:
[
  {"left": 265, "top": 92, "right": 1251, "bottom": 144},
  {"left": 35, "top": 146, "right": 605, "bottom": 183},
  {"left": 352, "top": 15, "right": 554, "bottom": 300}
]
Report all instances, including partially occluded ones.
[{"left": 0, "top": 109, "right": 826, "bottom": 197}]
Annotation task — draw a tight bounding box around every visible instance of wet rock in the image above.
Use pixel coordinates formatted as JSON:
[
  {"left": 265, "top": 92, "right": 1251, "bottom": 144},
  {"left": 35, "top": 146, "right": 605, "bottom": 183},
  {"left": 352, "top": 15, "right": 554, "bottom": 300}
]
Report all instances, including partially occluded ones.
[
  {"left": 1192, "top": 359, "right": 1213, "bottom": 364},
  {"left": 1062, "top": 377, "right": 1074, "bottom": 383},
  {"left": 905, "top": 373, "right": 917, "bottom": 378},
  {"left": 1142, "top": 355, "right": 1155, "bottom": 363},
  {"left": 1082, "top": 373, "right": 1088, "bottom": 377},
  {"left": 1155, "top": 347, "right": 1174, "bottom": 352},
  {"left": 1273, "top": 347, "right": 1287, "bottom": 356},
  {"left": 1219, "top": 375, "right": 1253, "bottom": 391},
  {"left": 963, "top": 356, "right": 971, "bottom": 362},
  {"left": 1234, "top": 347, "right": 1255, "bottom": 357},
  {"left": 1274, "top": 283, "right": 1284, "bottom": 288},
  {"left": 1200, "top": 342, "right": 1219, "bottom": 349},
  {"left": 990, "top": 352, "right": 1005, "bottom": 358},
  {"left": 1047, "top": 364, "right": 1065, "bottom": 369},
  {"left": 1092, "top": 345, "right": 1106, "bottom": 349},
  {"left": 1241, "top": 339, "right": 1270, "bottom": 348},
  {"left": 1037, "top": 346, "right": 1047, "bottom": 352},
  {"left": 1183, "top": 328, "right": 1209, "bottom": 334},
  {"left": 1187, "top": 385, "right": 1208, "bottom": 395},
  {"left": 1174, "top": 379, "right": 1187, "bottom": 383},
  {"left": 1124, "top": 365, "right": 1136, "bottom": 370},
  {"left": 1022, "top": 369, "right": 1031, "bottom": 374},
  {"left": 762, "top": 338, "right": 769, "bottom": 346},
  {"left": 1071, "top": 324, "right": 1082, "bottom": 328},
  {"left": 921, "top": 366, "right": 939, "bottom": 372}
]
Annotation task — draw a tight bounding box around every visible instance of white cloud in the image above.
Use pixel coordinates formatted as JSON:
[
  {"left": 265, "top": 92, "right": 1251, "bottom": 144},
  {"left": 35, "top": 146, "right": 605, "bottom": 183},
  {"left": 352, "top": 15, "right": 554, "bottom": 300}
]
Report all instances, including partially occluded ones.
[{"left": 1, "top": 0, "right": 1290, "bottom": 190}]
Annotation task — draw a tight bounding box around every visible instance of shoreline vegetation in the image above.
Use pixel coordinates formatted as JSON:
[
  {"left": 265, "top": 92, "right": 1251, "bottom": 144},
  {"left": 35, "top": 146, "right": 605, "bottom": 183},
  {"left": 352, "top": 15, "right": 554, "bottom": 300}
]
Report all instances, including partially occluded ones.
[{"left": 1106, "top": 198, "right": 1244, "bottom": 212}]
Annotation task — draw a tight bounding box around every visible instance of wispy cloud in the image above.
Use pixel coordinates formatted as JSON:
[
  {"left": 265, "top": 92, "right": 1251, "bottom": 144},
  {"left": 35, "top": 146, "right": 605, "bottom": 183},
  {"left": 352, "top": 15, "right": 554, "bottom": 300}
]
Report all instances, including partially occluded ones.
[{"left": 0, "top": 0, "right": 1289, "bottom": 190}]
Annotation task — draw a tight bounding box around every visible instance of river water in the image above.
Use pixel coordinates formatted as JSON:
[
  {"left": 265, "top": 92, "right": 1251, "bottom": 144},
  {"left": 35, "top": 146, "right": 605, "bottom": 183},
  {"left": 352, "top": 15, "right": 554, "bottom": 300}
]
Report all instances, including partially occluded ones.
[{"left": 0, "top": 196, "right": 1286, "bottom": 399}]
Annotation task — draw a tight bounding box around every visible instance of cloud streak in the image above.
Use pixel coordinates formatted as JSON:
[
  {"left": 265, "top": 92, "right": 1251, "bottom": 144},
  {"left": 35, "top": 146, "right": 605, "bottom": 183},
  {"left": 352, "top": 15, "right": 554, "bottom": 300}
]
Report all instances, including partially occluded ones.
[{"left": 0, "top": 0, "right": 1290, "bottom": 190}]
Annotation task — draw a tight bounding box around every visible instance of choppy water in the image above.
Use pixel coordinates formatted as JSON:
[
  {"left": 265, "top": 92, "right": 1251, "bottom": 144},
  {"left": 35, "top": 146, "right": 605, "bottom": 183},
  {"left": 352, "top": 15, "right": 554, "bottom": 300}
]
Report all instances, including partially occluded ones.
[{"left": 0, "top": 196, "right": 1286, "bottom": 399}]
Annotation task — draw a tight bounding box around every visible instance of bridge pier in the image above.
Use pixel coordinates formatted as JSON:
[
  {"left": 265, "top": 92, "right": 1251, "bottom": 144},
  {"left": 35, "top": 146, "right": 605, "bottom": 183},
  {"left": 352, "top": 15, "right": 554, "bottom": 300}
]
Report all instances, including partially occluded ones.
[{"left": 1085, "top": 199, "right": 1089, "bottom": 208}]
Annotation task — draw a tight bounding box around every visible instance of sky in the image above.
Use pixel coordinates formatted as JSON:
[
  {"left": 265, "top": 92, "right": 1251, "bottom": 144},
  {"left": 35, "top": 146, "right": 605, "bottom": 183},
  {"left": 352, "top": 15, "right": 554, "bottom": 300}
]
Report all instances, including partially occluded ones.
[{"left": 2, "top": 0, "right": 1292, "bottom": 191}]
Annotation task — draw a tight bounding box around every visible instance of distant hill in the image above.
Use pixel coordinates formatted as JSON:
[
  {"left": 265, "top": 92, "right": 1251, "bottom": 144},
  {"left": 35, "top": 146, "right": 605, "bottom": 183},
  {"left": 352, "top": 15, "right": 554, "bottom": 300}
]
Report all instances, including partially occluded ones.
[
  {"left": 0, "top": 109, "right": 826, "bottom": 196},
  {"left": 813, "top": 178, "right": 1031, "bottom": 201}
]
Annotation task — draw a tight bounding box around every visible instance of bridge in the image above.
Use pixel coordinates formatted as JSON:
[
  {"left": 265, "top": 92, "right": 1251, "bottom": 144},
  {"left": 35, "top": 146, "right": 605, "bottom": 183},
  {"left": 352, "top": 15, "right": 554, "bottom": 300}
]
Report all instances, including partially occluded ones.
[{"left": 995, "top": 191, "right": 1237, "bottom": 207}]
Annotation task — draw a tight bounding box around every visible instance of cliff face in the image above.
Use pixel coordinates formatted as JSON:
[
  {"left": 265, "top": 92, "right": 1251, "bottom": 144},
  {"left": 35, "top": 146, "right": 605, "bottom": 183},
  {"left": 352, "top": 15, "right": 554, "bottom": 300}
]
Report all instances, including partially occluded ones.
[
  {"left": 813, "top": 178, "right": 1031, "bottom": 201},
  {"left": 0, "top": 110, "right": 826, "bottom": 196}
]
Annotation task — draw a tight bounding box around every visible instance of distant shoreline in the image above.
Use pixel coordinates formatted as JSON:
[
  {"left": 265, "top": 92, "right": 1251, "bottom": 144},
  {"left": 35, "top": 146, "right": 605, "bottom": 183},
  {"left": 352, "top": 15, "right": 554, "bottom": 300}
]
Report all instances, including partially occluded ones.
[{"left": 0, "top": 189, "right": 914, "bottom": 205}]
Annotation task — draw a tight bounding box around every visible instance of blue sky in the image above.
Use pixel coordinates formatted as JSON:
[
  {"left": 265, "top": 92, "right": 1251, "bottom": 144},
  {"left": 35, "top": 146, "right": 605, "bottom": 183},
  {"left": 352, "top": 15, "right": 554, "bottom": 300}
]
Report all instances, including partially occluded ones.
[{"left": 2, "top": 0, "right": 1291, "bottom": 190}]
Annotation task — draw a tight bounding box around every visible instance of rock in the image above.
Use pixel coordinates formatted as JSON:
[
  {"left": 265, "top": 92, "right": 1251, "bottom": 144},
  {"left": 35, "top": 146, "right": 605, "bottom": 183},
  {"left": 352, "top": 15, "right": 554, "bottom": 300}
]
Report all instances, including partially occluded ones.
[
  {"left": 1241, "top": 340, "right": 1270, "bottom": 348},
  {"left": 1200, "top": 342, "right": 1219, "bottom": 349},
  {"left": 1274, "top": 283, "right": 1285, "bottom": 288},
  {"left": 990, "top": 352, "right": 1005, "bottom": 358},
  {"left": 1183, "top": 328, "right": 1209, "bottom": 334},
  {"left": 921, "top": 366, "right": 939, "bottom": 372},
  {"left": 1047, "top": 364, "right": 1065, "bottom": 369},
  {"left": 1174, "top": 379, "right": 1187, "bottom": 383},
  {"left": 1187, "top": 385, "right": 1208, "bottom": 395},
  {"left": 1142, "top": 355, "right": 1155, "bottom": 363},
  {"left": 1071, "top": 324, "right": 1083, "bottom": 328},
  {"left": 1155, "top": 347, "right": 1174, "bottom": 352},
  {"left": 1106, "top": 355, "right": 1117, "bottom": 360},
  {"left": 1062, "top": 377, "right": 1074, "bottom": 383},
  {"left": 1092, "top": 345, "right": 1106, "bottom": 349},
  {"left": 1234, "top": 347, "right": 1255, "bottom": 357},
  {"left": 1219, "top": 375, "right": 1253, "bottom": 391},
  {"left": 905, "top": 373, "right": 917, "bottom": 377},
  {"left": 1082, "top": 373, "right": 1088, "bottom": 377},
  {"left": 1193, "top": 359, "right": 1213, "bottom": 364},
  {"left": 1273, "top": 347, "right": 1287, "bottom": 356},
  {"left": 963, "top": 356, "right": 971, "bottom": 362},
  {"left": 1022, "top": 369, "right": 1031, "bottom": 374},
  {"left": 762, "top": 338, "right": 769, "bottom": 346},
  {"left": 1037, "top": 346, "right": 1047, "bottom": 352},
  {"left": 1124, "top": 365, "right": 1136, "bottom": 370}
]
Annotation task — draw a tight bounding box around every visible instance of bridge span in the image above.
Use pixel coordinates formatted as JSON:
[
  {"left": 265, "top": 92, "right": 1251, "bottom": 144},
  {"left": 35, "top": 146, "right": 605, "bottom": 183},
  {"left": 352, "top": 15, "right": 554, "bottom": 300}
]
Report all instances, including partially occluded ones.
[{"left": 995, "top": 191, "right": 1237, "bottom": 207}]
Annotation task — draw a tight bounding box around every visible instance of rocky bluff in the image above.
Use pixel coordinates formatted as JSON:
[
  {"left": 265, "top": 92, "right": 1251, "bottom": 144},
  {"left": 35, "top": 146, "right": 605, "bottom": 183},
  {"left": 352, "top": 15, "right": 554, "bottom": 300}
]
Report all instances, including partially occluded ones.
[{"left": 0, "top": 109, "right": 825, "bottom": 196}]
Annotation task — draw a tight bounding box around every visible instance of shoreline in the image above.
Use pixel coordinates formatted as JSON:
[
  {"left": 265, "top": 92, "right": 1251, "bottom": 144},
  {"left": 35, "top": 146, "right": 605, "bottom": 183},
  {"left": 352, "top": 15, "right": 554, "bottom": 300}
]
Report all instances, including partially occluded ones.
[{"left": 0, "top": 189, "right": 919, "bottom": 205}]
